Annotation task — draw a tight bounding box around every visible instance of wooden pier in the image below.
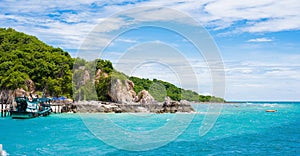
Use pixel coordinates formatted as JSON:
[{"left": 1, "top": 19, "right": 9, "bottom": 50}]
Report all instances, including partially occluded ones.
[
  {"left": 0, "top": 103, "right": 11, "bottom": 117},
  {"left": 50, "top": 103, "right": 77, "bottom": 113},
  {"left": 50, "top": 103, "right": 63, "bottom": 113}
]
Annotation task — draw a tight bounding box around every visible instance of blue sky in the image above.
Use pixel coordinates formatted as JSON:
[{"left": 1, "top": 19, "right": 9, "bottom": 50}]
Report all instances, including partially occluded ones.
[{"left": 1, "top": 0, "right": 300, "bottom": 101}]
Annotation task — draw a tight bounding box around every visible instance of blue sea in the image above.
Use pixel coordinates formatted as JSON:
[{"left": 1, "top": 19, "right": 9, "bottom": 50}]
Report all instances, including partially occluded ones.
[{"left": 1, "top": 102, "right": 299, "bottom": 155}]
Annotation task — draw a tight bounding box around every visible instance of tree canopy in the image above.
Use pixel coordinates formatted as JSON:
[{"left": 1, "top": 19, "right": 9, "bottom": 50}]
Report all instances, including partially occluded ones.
[
  {"left": 0, "top": 28, "right": 73, "bottom": 97},
  {"left": 129, "top": 76, "right": 225, "bottom": 102}
]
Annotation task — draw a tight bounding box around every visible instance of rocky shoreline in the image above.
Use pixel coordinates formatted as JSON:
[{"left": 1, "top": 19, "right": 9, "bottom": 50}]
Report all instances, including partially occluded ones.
[{"left": 74, "top": 99, "right": 195, "bottom": 113}]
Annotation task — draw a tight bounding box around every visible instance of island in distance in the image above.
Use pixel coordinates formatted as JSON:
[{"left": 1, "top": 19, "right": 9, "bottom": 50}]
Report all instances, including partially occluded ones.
[{"left": 0, "top": 28, "right": 225, "bottom": 114}]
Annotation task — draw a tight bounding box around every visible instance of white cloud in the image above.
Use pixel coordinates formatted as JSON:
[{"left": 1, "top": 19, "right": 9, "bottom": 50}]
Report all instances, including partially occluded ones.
[
  {"left": 1, "top": 0, "right": 299, "bottom": 50},
  {"left": 116, "top": 38, "right": 138, "bottom": 43},
  {"left": 223, "top": 55, "right": 300, "bottom": 101},
  {"left": 202, "top": 0, "right": 300, "bottom": 32},
  {"left": 242, "top": 16, "right": 300, "bottom": 33},
  {"left": 247, "top": 38, "right": 273, "bottom": 42}
]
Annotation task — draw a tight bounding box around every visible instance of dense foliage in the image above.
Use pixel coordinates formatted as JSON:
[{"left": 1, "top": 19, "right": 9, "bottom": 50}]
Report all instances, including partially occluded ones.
[
  {"left": 0, "top": 28, "right": 73, "bottom": 97},
  {"left": 129, "top": 77, "right": 225, "bottom": 102}
]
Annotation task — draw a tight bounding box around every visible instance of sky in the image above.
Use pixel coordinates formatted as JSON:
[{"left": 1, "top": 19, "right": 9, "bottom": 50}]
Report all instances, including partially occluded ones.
[{"left": 1, "top": 0, "right": 300, "bottom": 101}]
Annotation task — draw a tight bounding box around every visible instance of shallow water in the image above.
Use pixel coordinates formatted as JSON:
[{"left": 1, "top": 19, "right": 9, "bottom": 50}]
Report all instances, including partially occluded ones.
[{"left": 1, "top": 102, "right": 299, "bottom": 155}]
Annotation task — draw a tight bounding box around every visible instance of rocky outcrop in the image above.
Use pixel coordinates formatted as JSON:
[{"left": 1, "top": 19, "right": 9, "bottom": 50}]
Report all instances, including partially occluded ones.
[
  {"left": 79, "top": 69, "right": 194, "bottom": 113},
  {"left": 95, "top": 69, "right": 102, "bottom": 81},
  {"left": 108, "top": 79, "right": 136, "bottom": 104},
  {"left": 135, "top": 90, "right": 155, "bottom": 104},
  {"left": 107, "top": 78, "right": 157, "bottom": 105},
  {"left": 75, "top": 99, "right": 194, "bottom": 113},
  {"left": 83, "top": 70, "right": 90, "bottom": 85},
  {"left": 161, "top": 97, "right": 194, "bottom": 113},
  {"left": 95, "top": 69, "right": 109, "bottom": 83}
]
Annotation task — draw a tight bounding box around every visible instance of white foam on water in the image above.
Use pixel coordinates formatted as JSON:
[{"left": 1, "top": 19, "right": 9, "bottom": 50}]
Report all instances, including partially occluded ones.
[{"left": 0, "top": 144, "right": 8, "bottom": 156}]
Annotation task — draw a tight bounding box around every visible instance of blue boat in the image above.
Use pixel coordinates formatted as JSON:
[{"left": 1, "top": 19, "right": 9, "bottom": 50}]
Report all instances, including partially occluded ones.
[{"left": 11, "top": 97, "right": 51, "bottom": 119}]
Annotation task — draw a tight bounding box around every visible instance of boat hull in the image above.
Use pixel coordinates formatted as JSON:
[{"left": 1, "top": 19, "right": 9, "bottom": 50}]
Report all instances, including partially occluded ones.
[
  {"left": 11, "top": 108, "right": 51, "bottom": 119},
  {"left": 39, "top": 107, "right": 51, "bottom": 116},
  {"left": 11, "top": 111, "right": 39, "bottom": 119}
]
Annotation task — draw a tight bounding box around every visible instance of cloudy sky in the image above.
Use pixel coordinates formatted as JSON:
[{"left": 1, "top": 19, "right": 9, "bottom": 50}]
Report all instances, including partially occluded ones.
[{"left": 1, "top": 0, "right": 300, "bottom": 101}]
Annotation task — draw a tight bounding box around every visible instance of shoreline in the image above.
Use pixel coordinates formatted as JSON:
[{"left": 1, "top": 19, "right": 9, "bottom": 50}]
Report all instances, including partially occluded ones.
[{"left": 73, "top": 100, "right": 195, "bottom": 113}]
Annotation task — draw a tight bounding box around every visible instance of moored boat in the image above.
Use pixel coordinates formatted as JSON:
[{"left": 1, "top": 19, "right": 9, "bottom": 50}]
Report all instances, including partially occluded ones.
[{"left": 11, "top": 97, "right": 51, "bottom": 119}]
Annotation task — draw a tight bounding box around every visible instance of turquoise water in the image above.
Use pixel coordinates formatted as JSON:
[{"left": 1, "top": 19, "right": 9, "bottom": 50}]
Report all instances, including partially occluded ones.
[{"left": 1, "top": 102, "right": 299, "bottom": 155}]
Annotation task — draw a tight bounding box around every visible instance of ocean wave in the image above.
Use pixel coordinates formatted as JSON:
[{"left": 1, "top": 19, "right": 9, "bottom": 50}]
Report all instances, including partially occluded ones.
[{"left": 1, "top": 150, "right": 8, "bottom": 156}]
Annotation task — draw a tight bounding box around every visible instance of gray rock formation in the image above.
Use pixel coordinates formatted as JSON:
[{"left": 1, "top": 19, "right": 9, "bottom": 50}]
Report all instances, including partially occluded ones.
[
  {"left": 108, "top": 78, "right": 157, "bottom": 105},
  {"left": 135, "top": 90, "right": 156, "bottom": 104},
  {"left": 161, "top": 97, "right": 194, "bottom": 113},
  {"left": 75, "top": 98, "right": 194, "bottom": 113},
  {"left": 108, "top": 79, "right": 136, "bottom": 104},
  {"left": 83, "top": 70, "right": 90, "bottom": 85},
  {"left": 74, "top": 69, "right": 194, "bottom": 113}
]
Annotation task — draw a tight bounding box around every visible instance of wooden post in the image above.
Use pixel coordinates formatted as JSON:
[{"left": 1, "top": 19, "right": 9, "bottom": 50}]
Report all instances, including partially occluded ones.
[
  {"left": 1, "top": 102, "right": 3, "bottom": 117},
  {"left": 4, "top": 105, "right": 6, "bottom": 117},
  {"left": 9, "top": 103, "right": 12, "bottom": 116}
]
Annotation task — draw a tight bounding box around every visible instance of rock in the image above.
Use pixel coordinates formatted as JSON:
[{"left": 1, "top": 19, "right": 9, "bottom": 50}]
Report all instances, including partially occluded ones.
[
  {"left": 180, "top": 100, "right": 190, "bottom": 105},
  {"left": 136, "top": 90, "right": 155, "bottom": 104},
  {"left": 83, "top": 70, "right": 90, "bottom": 84},
  {"left": 74, "top": 100, "right": 194, "bottom": 113},
  {"left": 162, "top": 97, "right": 194, "bottom": 113},
  {"left": 108, "top": 79, "right": 138, "bottom": 104},
  {"left": 136, "top": 106, "right": 150, "bottom": 113},
  {"left": 95, "top": 69, "right": 109, "bottom": 82},
  {"left": 164, "top": 96, "right": 172, "bottom": 105},
  {"left": 126, "top": 79, "right": 134, "bottom": 90},
  {"left": 95, "top": 69, "right": 109, "bottom": 83},
  {"left": 95, "top": 69, "right": 102, "bottom": 80},
  {"left": 25, "top": 79, "right": 35, "bottom": 93}
]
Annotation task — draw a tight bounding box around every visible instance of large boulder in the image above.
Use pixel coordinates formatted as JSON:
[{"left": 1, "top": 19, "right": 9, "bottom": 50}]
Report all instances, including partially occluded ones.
[
  {"left": 162, "top": 96, "right": 194, "bottom": 113},
  {"left": 135, "top": 90, "right": 155, "bottom": 104},
  {"left": 108, "top": 79, "right": 136, "bottom": 104}
]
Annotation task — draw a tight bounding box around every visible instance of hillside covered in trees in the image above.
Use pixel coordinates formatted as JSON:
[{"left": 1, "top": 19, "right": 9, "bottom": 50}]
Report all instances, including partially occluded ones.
[
  {"left": 129, "top": 77, "right": 225, "bottom": 102},
  {"left": 74, "top": 58, "right": 225, "bottom": 103},
  {"left": 0, "top": 28, "right": 224, "bottom": 102},
  {"left": 0, "top": 28, "right": 73, "bottom": 97}
]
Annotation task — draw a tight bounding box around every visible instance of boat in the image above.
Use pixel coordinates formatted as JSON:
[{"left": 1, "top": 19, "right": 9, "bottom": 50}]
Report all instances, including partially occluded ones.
[
  {"left": 265, "top": 109, "right": 277, "bottom": 112},
  {"left": 11, "top": 97, "right": 51, "bottom": 119}
]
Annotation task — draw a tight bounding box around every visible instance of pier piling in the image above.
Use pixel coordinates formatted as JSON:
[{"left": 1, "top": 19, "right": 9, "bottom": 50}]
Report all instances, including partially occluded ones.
[{"left": 1, "top": 102, "right": 3, "bottom": 117}]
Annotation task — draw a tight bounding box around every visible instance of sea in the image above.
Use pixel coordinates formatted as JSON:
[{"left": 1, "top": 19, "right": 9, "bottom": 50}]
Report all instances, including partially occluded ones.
[{"left": 0, "top": 102, "right": 299, "bottom": 155}]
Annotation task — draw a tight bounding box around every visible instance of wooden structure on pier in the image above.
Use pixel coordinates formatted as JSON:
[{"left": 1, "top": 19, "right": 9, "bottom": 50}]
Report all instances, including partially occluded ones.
[
  {"left": 0, "top": 103, "right": 11, "bottom": 117},
  {"left": 51, "top": 103, "right": 77, "bottom": 113}
]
